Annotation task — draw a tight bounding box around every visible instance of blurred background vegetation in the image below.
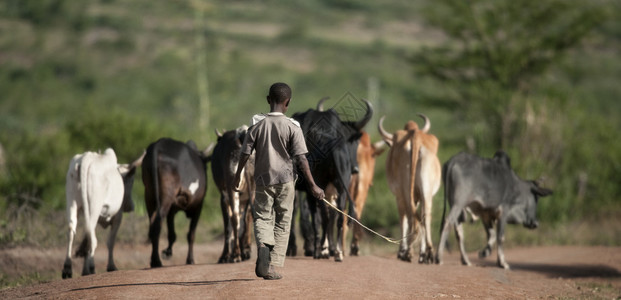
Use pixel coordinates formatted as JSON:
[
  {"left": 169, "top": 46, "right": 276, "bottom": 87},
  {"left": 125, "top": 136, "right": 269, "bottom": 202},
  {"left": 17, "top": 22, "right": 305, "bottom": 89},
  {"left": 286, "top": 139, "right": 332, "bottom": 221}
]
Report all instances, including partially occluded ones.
[{"left": 0, "top": 0, "right": 620, "bottom": 268}]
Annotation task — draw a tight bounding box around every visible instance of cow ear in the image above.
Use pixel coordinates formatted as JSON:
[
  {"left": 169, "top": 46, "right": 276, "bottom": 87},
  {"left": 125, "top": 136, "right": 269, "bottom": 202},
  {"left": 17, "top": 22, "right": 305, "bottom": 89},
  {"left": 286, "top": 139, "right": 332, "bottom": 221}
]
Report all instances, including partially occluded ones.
[
  {"left": 493, "top": 150, "right": 511, "bottom": 168},
  {"left": 186, "top": 140, "right": 198, "bottom": 151},
  {"left": 531, "top": 181, "right": 553, "bottom": 197}
]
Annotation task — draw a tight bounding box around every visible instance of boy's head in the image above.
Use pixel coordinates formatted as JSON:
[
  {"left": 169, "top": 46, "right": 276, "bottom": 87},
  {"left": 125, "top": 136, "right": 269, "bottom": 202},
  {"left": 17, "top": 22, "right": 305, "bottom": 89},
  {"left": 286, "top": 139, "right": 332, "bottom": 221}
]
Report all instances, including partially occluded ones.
[{"left": 267, "top": 82, "right": 292, "bottom": 110}]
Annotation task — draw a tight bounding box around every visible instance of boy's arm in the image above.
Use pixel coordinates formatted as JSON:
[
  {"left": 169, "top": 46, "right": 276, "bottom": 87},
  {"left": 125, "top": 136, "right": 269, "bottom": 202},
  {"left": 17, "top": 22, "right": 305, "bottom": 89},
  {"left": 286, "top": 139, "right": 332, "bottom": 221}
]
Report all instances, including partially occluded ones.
[
  {"left": 232, "top": 153, "right": 250, "bottom": 191},
  {"left": 295, "top": 154, "right": 325, "bottom": 200}
]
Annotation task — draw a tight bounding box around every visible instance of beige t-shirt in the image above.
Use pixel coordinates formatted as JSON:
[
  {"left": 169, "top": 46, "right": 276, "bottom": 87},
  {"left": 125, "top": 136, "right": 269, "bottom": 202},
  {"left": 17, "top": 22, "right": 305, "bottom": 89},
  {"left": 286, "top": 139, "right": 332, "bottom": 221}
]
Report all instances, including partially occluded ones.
[{"left": 241, "top": 112, "right": 308, "bottom": 186}]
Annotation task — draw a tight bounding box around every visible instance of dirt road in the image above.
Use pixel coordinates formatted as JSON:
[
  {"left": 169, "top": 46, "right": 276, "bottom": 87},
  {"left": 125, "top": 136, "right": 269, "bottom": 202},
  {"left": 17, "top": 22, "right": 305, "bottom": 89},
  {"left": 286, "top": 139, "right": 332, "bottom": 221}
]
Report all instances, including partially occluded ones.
[{"left": 1, "top": 244, "right": 620, "bottom": 299}]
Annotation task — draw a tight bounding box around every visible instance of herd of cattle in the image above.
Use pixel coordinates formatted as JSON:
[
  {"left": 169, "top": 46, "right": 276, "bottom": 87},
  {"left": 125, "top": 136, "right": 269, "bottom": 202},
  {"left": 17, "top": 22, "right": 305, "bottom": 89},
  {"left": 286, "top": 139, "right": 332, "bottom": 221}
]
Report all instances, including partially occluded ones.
[{"left": 61, "top": 98, "right": 552, "bottom": 278}]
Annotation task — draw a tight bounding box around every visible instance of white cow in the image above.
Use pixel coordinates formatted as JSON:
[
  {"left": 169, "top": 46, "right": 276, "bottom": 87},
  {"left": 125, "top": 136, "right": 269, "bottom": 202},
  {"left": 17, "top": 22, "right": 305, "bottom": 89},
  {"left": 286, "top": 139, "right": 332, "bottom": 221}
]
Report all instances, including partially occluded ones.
[{"left": 62, "top": 148, "right": 144, "bottom": 278}]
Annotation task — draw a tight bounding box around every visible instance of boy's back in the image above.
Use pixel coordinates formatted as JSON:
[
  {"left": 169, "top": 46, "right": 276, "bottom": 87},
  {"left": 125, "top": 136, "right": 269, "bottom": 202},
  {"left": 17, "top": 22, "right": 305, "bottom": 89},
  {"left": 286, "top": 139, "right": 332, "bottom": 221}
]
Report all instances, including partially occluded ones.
[{"left": 243, "top": 113, "right": 307, "bottom": 187}]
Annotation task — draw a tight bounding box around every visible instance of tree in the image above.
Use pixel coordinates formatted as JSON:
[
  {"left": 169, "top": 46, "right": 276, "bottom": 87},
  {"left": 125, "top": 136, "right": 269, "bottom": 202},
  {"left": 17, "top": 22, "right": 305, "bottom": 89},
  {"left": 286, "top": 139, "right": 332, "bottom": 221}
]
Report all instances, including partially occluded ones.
[{"left": 412, "top": 0, "right": 607, "bottom": 149}]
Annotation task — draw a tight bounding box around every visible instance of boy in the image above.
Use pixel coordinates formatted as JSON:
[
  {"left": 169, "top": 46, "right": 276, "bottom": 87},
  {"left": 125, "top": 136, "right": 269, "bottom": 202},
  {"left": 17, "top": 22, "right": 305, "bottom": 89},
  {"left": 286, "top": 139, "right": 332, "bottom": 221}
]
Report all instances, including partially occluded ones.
[{"left": 233, "top": 82, "right": 324, "bottom": 280}]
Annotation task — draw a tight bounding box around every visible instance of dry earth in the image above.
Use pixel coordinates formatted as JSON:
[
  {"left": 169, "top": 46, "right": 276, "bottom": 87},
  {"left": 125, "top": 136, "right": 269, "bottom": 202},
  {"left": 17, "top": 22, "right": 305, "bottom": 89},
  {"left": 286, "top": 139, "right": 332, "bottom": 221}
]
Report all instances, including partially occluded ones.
[{"left": 1, "top": 243, "right": 620, "bottom": 299}]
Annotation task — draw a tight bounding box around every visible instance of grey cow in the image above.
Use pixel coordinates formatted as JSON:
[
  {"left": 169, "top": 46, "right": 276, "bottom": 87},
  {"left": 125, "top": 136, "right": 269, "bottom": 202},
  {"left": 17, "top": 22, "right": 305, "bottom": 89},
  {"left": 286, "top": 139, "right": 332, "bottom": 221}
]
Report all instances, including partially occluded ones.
[{"left": 435, "top": 150, "right": 552, "bottom": 269}]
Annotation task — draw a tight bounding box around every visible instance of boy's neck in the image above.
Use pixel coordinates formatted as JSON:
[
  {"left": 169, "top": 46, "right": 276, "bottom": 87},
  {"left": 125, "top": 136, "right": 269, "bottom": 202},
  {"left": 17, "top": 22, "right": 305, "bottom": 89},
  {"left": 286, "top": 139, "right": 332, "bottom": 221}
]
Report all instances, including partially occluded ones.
[{"left": 270, "top": 104, "right": 287, "bottom": 114}]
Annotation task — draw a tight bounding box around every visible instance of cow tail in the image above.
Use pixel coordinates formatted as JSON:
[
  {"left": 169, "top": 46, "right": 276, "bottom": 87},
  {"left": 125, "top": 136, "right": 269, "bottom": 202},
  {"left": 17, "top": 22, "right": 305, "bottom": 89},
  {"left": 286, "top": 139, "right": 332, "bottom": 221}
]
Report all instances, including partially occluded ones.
[
  {"left": 149, "top": 146, "right": 161, "bottom": 243},
  {"left": 76, "top": 155, "right": 92, "bottom": 258},
  {"left": 439, "top": 161, "right": 449, "bottom": 237},
  {"left": 409, "top": 132, "right": 421, "bottom": 217}
]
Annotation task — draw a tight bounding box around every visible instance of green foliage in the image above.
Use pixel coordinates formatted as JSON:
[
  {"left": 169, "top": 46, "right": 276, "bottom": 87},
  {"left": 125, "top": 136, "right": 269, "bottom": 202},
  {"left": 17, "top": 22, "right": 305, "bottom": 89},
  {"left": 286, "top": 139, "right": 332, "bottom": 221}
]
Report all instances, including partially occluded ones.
[
  {"left": 0, "top": 130, "right": 71, "bottom": 211},
  {"left": 0, "top": 0, "right": 67, "bottom": 25},
  {"left": 65, "top": 107, "right": 170, "bottom": 163},
  {"left": 412, "top": 0, "right": 608, "bottom": 147}
]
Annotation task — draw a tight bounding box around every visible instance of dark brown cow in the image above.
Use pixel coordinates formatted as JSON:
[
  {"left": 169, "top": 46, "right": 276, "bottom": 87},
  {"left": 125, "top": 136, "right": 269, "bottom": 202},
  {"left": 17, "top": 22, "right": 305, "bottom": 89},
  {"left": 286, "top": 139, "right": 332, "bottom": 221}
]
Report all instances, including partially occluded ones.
[
  {"left": 142, "top": 138, "right": 212, "bottom": 268},
  {"left": 211, "top": 126, "right": 255, "bottom": 263}
]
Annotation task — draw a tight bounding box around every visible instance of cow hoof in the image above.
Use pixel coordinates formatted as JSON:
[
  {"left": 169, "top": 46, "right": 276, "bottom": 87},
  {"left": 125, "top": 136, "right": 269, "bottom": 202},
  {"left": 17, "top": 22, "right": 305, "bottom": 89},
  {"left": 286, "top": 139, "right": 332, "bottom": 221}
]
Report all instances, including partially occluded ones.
[
  {"left": 217, "top": 255, "right": 228, "bottom": 264},
  {"left": 162, "top": 249, "right": 173, "bottom": 258},
  {"left": 107, "top": 265, "right": 118, "bottom": 272},
  {"left": 62, "top": 261, "right": 72, "bottom": 279},
  {"left": 479, "top": 248, "right": 492, "bottom": 258},
  {"left": 242, "top": 250, "right": 252, "bottom": 261},
  {"left": 286, "top": 245, "right": 297, "bottom": 257},
  {"left": 319, "top": 248, "right": 330, "bottom": 259},
  {"left": 397, "top": 251, "right": 412, "bottom": 262},
  {"left": 350, "top": 245, "right": 359, "bottom": 256},
  {"left": 151, "top": 260, "right": 163, "bottom": 268},
  {"left": 304, "top": 250, "right": 314, "bottom": 257},
  {"left": 334, "top": 251, "right": 344, "bottom": 262},
  {"left": 419, "top": 251, "right": 434, "bottom": 264}
]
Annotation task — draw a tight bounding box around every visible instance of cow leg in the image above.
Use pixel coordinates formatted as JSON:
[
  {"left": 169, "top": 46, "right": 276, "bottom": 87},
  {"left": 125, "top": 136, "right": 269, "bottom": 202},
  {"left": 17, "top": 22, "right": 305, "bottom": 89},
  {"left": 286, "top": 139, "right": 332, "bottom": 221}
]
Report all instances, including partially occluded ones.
[
  {"left": 106, "top": 212, "right": 123, "bottom": 272},
  {"left": 436, "top": 218, "right": 449, "bottom": 265},
  {"left": 397, "top": 212, "right": 413, "bottom": 262},
  {"left": 308, "top": 197, "right": 323, "bottom": 259},
  {"left": 299, "top": 192, "right": 314, "bottom": 257},
  {"left": 82, "top": 231, "right": 97, "bottom": 275},
  {"left": 436, "top": 207, "right": 462, "bottom": 265},
  {"left": 149, "top": 212, "right": 163, "bottom": 268},
  {"left": 418, "top": 193, "right": 434, "bottom": 264},
  {"left": 162, "top": 210, "right": 176, "bottom": 258},
  {"left": 334, "top": 190, "right": 347, "bottom": 262},
  {"left": 62, "top": 199, "right": 78, "bottom": 279},
  {"left": 186, "top": 209, "right": 201, "bottom": 265},
  {"left": 322, "top": 184, "right": 338, "bottom": 258},
  {"left": 286, "top": 194, "right": 298, "bottom": 257},
  {"left": 218, "top": 193, "right": 231, "bottom": 264},
  {"left": 319, "top": 202, "right": 331, "bottom": 259},
  {"left": 231, "top": 191, "right": 242, "bottom": 263},
  {"left": 479, "top": 216, "right": 496, "bottom": 258},
  {"left": 350, "top": 190, "right": 365, "bottom": 256},
  {"left": 241, "top": 199, "right": 253, "bottom": 261},
  {"left": 82, "top": 206, "right": 100, "bottom": 276},
  {"left": 496, "top": 219, "right": 510, "bottom": 269},
  {"left": 455, "top": 222, "right": 471, "bottom": 266}
]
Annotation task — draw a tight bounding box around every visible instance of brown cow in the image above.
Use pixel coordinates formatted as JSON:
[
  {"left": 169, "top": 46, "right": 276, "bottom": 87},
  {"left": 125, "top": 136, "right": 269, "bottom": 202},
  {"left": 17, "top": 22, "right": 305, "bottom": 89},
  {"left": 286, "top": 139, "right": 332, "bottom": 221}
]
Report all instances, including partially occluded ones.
[
  {"left": 379, "top": 114, "right": 441, "bottom": 263},
  {"left": 142, "top": 138, "right": 212, "bottom": 268},
  {"left": 343, "top": 131, "right": 385, "bottom": 256}
]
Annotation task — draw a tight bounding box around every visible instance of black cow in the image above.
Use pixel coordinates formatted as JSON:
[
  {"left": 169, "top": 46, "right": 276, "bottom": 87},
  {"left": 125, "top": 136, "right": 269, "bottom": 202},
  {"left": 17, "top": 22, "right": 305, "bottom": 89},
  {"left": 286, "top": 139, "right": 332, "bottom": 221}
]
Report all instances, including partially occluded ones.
[
  {"left": 142, "top": 138, "right": 212, "bottom": 268},
  {"left": 211, "top": 126, "right": 255, "bottom": 263},
  {"left": 436, "top": 150, "right": 553, "bottom": 269},
  {"left": 290, "top": 98, "right": 372, "bottom": 262}
]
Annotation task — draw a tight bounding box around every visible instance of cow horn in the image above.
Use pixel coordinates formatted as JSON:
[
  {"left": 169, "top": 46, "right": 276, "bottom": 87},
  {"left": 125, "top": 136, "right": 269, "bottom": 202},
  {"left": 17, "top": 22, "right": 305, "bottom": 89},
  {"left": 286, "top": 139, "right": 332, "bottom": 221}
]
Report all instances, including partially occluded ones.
[
  {"left": 418, "top": 113, "right": 430, "bottom": 133},
  {"left": 372, "top": 140, "right": 387, "bottom": 156},
  {"left": 378, "top": 116, "right": 393, "bottom": 146},
  {"left": 316, "top": 97, "right": 330, "bottom": 111},
  {"left": 215, "top": 128, "right": 223, "bottom": 138},
  {"left": 354, "top": 99, "right": 373, "bottom": 130},
  {"left": 202, "top": 142, "right": 215, "bottom": 158},
  {"left": 131, "top": 150, "right": 146, "bottom": 168}
]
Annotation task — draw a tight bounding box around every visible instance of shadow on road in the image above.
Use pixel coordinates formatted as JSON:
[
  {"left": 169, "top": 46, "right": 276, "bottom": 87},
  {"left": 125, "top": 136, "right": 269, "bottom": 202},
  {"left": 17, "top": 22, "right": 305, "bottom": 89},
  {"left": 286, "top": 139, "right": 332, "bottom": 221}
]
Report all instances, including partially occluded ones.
[
  {"left": 511, "top": 263, "right": 621, "bottom": 279},
  {"left": 69, "top": 279, "right": 255, "bottom": 292},
  {"left": 474, "top": 258, "right": 621, "bottom": 278}
]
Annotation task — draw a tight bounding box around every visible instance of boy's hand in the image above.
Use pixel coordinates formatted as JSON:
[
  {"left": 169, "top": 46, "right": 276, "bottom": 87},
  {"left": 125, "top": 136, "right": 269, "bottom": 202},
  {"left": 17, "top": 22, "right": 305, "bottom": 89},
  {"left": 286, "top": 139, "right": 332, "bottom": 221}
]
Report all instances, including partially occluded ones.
[{"left": 310, "top": 184, "right": 325, "bottom": 200}]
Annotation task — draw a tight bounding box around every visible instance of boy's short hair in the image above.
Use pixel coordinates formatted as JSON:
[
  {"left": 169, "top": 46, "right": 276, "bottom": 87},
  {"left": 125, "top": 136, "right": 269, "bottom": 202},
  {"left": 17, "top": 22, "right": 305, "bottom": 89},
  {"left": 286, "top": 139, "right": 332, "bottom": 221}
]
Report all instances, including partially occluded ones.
[{"left": 268, "top": 82, "right": 292, "bottom": 104}]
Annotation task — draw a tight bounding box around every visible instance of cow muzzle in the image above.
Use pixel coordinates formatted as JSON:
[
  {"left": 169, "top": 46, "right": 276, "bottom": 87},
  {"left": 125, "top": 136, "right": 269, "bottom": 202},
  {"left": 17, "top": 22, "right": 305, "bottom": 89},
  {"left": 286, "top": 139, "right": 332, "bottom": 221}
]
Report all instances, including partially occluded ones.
[{"left": 524, "top": 220, "right": 539, "bottom": 229}]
